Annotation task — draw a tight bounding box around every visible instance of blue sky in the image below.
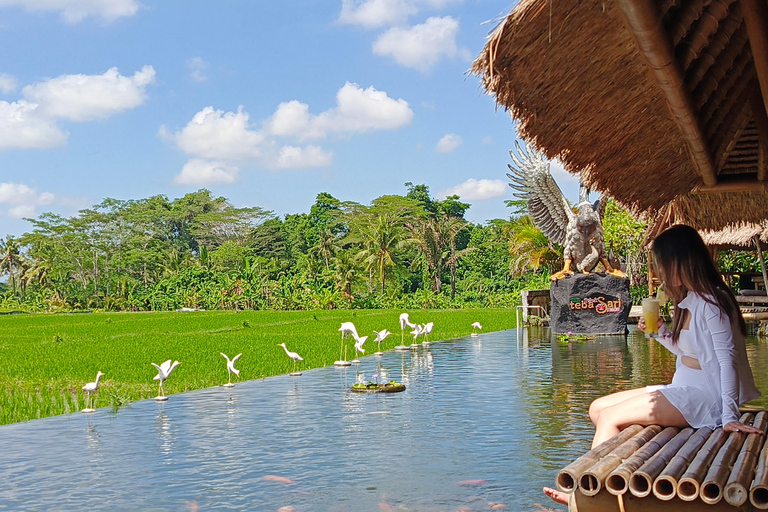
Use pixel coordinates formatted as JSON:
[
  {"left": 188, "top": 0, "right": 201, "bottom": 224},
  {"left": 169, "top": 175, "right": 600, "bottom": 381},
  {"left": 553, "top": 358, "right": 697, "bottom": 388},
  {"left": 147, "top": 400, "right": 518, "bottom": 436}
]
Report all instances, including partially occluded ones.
[{"left": 0, "top": 0, "right": 580, "bottom": 237}]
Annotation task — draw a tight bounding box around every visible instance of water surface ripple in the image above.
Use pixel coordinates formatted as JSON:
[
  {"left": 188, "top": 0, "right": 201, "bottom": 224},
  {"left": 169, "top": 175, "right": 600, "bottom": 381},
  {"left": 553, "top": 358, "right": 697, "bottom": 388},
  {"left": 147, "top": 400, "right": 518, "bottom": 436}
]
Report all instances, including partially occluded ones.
[{"left": 1, "top": 328, "right": 766, "bottom": 511}]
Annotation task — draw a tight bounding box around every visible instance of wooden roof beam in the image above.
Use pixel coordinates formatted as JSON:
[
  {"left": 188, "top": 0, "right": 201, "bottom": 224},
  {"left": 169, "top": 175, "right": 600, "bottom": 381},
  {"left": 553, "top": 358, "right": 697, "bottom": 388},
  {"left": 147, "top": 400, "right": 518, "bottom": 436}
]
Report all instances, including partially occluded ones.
[
  {"left": 751, "top": 83, "right": 768, "bottom": 181},
  {"left": 742, "top": 0, "right": 768, "bottom": 123},
  {"left": 615, "top": 0, "right": 719, "bottom": 187},
  {"left": 697, "top": 176, "right": 768, "bottom": 192}
]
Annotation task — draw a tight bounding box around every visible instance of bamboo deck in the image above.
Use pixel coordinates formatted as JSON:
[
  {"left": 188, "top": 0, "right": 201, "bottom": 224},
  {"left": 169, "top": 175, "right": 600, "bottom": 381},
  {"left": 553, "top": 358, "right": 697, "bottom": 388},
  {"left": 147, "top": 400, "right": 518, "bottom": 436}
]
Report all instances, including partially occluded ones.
[{"left": 558, "top": 411, "right": 768, "bottom": 511}]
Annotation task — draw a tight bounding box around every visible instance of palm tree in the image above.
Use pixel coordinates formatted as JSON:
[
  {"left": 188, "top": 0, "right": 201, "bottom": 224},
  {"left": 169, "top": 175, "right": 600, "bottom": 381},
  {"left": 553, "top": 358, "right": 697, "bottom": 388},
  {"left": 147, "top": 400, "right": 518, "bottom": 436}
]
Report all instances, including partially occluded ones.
[
  {"left": 405, "top": 215, "right": 471, "bottom": 296},
  {"left": 332, "top": 250, "right": 362, "bottom": 297},
  {"left": 506, "top": 215, "right": 563, "bottom": 276},
  {"left": 354, "top": 213, "right": 404, "bottom": 294},
  {"left": 0, "top": 236, "right": 23, "bottom": 296}
]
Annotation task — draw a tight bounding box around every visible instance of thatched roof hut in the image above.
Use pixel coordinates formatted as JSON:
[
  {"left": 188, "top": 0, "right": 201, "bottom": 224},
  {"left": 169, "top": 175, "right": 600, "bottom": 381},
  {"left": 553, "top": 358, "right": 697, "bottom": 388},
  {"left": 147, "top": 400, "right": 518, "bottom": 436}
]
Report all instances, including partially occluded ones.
[{"left": 471, "top": 0, "right": 768, "bottom": 230}]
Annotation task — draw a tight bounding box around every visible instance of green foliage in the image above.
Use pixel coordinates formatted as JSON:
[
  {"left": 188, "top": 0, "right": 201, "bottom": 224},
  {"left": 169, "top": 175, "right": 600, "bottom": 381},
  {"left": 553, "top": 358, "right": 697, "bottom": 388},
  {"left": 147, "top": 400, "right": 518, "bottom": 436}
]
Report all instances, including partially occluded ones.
[{"left": 0, "top": 308, "right": 515, "bottom": 424}]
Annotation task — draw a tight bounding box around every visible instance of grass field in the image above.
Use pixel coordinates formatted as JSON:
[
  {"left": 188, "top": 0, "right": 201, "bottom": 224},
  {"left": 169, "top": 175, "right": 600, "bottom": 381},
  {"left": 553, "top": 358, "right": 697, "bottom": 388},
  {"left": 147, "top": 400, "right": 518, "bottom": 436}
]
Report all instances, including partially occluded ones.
[{"left": 0, "top": 309, "right": 516, "bottom": 425}]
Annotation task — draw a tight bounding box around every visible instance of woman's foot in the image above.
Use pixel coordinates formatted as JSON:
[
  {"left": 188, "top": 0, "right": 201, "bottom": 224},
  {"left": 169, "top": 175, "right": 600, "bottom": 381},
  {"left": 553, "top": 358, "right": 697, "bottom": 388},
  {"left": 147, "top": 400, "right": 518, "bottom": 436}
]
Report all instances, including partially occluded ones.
[{"left": 543, "top": 487, "right": 569, "bottom": 505}]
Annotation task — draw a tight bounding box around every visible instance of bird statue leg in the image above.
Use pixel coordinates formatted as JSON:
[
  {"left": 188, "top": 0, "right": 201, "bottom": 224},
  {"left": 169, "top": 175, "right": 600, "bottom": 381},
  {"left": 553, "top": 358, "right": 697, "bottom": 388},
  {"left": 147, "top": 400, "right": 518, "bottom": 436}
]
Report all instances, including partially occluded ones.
[
  {"left": 550, "top": 259, "right": 575, "bottom": 281},
  {"left": 601, "top": 258, "right": 627, "bottom": 278}
]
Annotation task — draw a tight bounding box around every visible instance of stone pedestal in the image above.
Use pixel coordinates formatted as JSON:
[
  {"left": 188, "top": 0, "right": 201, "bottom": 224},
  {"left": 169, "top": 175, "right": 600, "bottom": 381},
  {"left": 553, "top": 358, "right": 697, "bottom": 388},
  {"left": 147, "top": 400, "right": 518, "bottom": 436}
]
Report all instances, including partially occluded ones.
[{"left": 550, "top": 274, "right": 632, "bottom": 335}]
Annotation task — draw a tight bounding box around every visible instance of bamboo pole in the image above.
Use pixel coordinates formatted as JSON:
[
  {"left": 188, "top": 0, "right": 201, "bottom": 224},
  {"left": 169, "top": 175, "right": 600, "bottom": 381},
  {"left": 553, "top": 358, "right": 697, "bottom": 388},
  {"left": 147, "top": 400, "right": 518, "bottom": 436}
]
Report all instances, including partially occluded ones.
[
  {"left": 725, "top": 411, "right": 768, "bottom": 506},
  {"left": 629, "top": 427, "right": 695, "bottom": 498},
  {"left": 579, "top": 426, "right": 663, "bottom": 496},
  {"left": 614, "top": 0, "right": 717, "bottom": 187},
  {"left": 652, "top": 427, "right": 713, "bottom": 500},
  {"left": 556, "top": 425, "right": 645, "bottom": 492},
  {"left": 701, "top": 412, "right": 755, "bottom": 504},
  {"left": 752, "top": 422, "right": 768, "bottom": 510},
  {"left": 678, "top": 427, "right": 729, "bottom": 501},
  {"left": 755, "top": 238, "right": 768, "bottom": 294},
  {"left": 605, "top": 427, "right": 681, "bottom": 495},
  {"left": 742, "top": 0, "right": 768, "bottom": 122}
]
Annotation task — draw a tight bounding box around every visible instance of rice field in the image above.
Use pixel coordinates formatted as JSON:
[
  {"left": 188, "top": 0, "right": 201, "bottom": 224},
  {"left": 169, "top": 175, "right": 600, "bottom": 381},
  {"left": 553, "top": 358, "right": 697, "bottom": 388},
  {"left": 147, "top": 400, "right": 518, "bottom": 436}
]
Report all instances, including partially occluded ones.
[{"left": 0, "top": 309, "right": 515, "bottom": 425}]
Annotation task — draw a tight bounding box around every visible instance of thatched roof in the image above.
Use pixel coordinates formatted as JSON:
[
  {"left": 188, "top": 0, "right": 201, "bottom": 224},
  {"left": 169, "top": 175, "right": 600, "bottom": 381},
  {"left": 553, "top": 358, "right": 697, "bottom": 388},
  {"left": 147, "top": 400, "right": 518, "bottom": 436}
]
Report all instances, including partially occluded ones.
[
  {"left": 471, "top": 0, "right": 768, "bottom": 230},
  {"left": 699, "top": 221, "right": 768, "bottom": 248}
]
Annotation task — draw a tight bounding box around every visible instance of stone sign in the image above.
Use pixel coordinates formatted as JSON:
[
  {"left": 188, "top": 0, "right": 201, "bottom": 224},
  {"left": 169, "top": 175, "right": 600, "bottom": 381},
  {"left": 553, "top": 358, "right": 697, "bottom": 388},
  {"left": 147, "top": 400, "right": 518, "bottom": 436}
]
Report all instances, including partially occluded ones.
[{"left": 550, "top": 273, "right": 632, "bottom": 335}]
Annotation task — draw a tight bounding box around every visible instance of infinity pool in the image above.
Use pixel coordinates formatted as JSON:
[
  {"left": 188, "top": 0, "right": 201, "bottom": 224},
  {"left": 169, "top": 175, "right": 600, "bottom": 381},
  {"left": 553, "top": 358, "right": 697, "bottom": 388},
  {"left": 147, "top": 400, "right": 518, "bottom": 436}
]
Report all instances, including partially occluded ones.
[{"left": 1, "top": 328, "right": 766, "bottom": 511}]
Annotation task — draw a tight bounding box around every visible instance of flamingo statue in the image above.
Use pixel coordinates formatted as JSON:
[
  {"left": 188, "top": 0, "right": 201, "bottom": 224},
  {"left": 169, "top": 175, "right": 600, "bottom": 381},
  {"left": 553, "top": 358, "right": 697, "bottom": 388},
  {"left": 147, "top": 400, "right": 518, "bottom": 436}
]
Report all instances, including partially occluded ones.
[
  {"left": 278, "top": 342, "right": 304, "bottom": 376},
  {"left": 397, "top": 313, "right": 415, "bottom": 351},
  {"left": 220, "top": 352, "right": 242, "bottom": 387},
  {"left": 409, "top": 324, "right": 423, "bottom": 350},
  {"left": 336, "top": 321, "right": 358, "bottom": 366},
  {"left": 471, "top": 322, "right": 482, "bottom": 337},
  {"left": 422, "top": 322, "right": 434, "bottom": 346},
  {"left": 81, "top": 371, "right": 104, "bottom": 413},
  {"left": 352, "top": 334, "right": 368, "bottom": 363},
  {"left": 373, "top": 329, "right": 391, "bottom": 355},
  {"left": 151, "top": 360, "right": 181, "bottom": 401}
]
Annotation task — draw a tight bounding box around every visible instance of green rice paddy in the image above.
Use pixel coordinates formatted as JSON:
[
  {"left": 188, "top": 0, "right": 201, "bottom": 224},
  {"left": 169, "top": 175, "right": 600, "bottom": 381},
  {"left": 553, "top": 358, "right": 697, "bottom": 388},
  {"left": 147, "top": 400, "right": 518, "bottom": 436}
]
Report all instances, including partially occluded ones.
[{"left": 0, "top": 309, "right": 515, "bottom": 425}]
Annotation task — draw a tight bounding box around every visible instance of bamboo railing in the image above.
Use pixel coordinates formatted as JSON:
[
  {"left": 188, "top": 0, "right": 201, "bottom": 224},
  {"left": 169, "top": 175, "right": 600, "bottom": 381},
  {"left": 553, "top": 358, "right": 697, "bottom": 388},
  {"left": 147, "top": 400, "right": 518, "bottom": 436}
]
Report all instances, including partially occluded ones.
[{"left": 552, "top": 411, "right": 768, "bottom": 510}]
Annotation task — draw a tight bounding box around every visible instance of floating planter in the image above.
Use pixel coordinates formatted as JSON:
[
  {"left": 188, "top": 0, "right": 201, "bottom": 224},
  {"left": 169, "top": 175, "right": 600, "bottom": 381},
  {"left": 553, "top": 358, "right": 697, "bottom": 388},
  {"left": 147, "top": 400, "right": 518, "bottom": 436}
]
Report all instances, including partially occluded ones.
[{"left": 351, "top": 381, "right": 405, "bottom": 394}]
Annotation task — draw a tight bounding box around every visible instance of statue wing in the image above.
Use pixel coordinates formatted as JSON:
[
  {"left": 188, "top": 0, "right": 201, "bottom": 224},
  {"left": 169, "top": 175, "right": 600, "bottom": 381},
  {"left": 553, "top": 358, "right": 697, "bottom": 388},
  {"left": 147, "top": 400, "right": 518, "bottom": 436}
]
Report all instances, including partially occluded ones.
[{"left": 506, "top": 141, "right": 573, "bottom": 245}]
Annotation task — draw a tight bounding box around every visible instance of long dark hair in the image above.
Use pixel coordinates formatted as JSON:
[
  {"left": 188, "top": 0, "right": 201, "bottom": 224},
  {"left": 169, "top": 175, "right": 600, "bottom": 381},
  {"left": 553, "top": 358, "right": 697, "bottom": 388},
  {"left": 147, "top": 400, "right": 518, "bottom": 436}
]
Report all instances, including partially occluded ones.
[{"left": 651, "top": 224, "right": 746, "bottom": 340}]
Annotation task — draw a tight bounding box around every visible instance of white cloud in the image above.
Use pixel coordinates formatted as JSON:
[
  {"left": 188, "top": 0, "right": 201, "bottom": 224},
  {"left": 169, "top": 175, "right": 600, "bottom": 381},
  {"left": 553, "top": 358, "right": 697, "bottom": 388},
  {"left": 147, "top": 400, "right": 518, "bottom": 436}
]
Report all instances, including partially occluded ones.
[
  {"left": 23, "top": 66, "right": 155, "bottom": 122},
  {"left": 186, "top": 57, "right": 209, "bottom": 82},
  {"left": 164, "top": 106, "right": 264, "bottom": 161},
  {"left": 0, "top": 182, "right": 56, "bottom": 218},
  {"left": 438, "top": 178, "right": 507, "bottom": 201},
  {"left": 372, "top": 16, "right": 466, "bottom": 72},
  {"left": 167, "top": 82, "right": 412, "bottom": 183},
  {"left": 0, "top": 74, "right": 17, "bottom": 94},
  {"left": 435, "top": 133, "right": 462, "bottom": 153},
  {"left": 0, "top": 66, "right": 154, "bottom": 150},
  {"left": 337, "top": 0, "right": 462, "bottom": 28},
  {"left": 265, "top": 82, "right": 413, "bottom": 140},
  {"left": 173, "top": 159, "right": 240, "bottom": 186},
  {"left": 0, "top": 100, "right": 68, "bottom": 149},
  {"left": 0, "top": 0, "right": 139, "bottom": 23}
]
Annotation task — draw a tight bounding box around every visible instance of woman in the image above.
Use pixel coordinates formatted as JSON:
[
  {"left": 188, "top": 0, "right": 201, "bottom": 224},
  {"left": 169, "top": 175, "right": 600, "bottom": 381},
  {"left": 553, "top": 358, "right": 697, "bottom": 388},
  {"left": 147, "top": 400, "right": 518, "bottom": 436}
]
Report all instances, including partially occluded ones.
[{"left": 544, "top": 224, "right": 762, "bottom": 506}]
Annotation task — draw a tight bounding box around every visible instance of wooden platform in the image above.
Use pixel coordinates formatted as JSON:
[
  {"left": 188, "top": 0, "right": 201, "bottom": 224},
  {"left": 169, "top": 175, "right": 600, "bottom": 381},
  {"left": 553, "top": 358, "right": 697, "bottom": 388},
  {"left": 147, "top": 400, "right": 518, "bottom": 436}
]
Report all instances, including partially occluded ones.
[{"left": 557, "top": 411, "right": 768, "bottom": 511}]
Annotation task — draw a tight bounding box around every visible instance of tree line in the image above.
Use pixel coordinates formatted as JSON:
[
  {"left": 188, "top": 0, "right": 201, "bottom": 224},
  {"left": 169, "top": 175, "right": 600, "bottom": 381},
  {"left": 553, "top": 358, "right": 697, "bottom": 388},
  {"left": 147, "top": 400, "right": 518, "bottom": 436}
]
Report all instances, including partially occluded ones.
[{"left": 0, "top": 184, "right": 652, "bottom": 312}]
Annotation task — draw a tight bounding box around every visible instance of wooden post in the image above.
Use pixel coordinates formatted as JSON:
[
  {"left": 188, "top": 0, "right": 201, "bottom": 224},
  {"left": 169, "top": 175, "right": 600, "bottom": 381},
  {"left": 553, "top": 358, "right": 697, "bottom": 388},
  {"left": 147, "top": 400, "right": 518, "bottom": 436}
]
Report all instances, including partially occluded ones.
[{"left": 755, "top": 237, "right": 768, "bottom": 293}]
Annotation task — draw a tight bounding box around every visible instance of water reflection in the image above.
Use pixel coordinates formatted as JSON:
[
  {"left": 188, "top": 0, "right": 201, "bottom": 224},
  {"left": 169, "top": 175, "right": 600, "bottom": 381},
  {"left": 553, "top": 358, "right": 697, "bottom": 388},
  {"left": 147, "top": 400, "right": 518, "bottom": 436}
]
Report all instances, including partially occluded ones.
[{"left": 0, "top": 328, "right": 765, "bottom": 511}]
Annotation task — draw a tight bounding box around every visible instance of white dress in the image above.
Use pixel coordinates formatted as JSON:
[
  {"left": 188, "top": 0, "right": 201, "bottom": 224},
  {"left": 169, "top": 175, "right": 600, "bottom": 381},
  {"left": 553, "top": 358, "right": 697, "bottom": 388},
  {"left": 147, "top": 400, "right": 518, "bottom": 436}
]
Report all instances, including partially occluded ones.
[{"left": 647, "top": 329, "right": 720, "bottom": 428}]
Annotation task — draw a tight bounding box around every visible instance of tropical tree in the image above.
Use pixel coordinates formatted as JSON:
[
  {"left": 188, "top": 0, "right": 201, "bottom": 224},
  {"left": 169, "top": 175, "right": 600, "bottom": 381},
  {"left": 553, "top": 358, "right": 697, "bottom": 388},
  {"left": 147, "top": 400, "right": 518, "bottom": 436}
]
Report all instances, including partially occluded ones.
[{"left": 0, "top": 236, "right": 23, "bottom": 296}]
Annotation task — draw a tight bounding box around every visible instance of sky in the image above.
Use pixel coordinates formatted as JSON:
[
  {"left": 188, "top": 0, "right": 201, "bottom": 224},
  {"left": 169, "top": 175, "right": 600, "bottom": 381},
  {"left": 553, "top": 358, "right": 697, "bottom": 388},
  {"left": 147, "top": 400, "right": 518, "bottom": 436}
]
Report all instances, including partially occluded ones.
[{"left": 0, "top": 0, "right": 581, "bottom": 238}]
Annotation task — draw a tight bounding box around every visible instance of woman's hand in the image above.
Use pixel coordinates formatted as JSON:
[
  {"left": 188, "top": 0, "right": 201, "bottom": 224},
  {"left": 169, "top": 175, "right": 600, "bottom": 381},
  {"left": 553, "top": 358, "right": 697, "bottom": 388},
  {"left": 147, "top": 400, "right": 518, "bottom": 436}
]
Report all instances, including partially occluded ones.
[
  {"left": 724, "top": 421, "right": 765, "bottom": 435},
  {"left": 637, "top": 317, "right": 664, "bottom": 333}
]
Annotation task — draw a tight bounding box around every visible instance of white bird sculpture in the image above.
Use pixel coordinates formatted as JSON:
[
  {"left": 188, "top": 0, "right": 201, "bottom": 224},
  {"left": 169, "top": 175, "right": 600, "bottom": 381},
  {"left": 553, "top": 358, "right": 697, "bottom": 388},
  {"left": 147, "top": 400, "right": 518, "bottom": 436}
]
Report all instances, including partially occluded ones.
[
  {"left": 506, "top": 141, "right": 626, "bottom": 281},
  {"left": 409, "top": 324, "right": 423, "bottom": 350},
  {"left": 471, "top": 322, "right": 482, "bottom": 337},
  {"left": 278, "top": 342, "right": 304, "bottom": 375},
  {"left": 373, "top": 329, "right": 391, "bottom": 355},
  {"left": 152, "top": 360, "right": 181, "bottom": 401},
  {"left": 422, "top": 322, "right": 434, "bottom": 345},
  {"left": 352, "top": 335, "right": 368, "bottom": 363},
  {"left": 81, "top": 371, "right": 104, "bottom": 413},
  {"left": 397, "top": 313, "right": 416, "bottom": 350},
  {"left": 337, "top": 321, "right": 358, "bottom": 366},
  {"left": 220, "top": 352, "right": 242, "bottom": 387}
]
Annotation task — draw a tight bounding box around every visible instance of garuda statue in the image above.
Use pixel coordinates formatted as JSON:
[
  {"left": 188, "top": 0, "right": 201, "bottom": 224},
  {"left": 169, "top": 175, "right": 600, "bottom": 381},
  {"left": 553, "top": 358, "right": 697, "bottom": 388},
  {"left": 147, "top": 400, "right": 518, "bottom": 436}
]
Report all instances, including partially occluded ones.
[{"left": 506, "top": 141, "right": 626, "bottom": 281}]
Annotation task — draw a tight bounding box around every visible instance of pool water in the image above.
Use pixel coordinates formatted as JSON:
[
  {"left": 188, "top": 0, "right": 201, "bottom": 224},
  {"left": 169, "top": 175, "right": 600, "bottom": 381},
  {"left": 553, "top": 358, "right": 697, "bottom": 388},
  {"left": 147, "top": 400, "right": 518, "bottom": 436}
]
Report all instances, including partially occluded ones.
[{"left": 1, "top": 327, "right": 766, "bottom": 511}]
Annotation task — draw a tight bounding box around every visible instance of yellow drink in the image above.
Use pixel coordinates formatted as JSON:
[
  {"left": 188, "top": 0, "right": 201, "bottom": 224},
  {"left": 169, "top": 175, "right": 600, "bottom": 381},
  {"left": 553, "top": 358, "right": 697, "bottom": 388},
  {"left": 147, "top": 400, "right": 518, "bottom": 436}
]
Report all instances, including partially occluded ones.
[{"left": 642, "top": 298, "right": 660, "bottom": 336}]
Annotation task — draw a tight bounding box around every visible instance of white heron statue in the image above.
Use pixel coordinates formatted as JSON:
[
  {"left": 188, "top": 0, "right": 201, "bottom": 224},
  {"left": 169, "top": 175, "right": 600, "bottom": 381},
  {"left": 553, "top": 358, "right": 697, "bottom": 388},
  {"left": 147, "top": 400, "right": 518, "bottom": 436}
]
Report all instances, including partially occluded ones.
[
  {"left": 220, "top": 352, "right": 242, "bottom": 387},
  {"left": 422, "top": 322, "right": 434, "bottom": 346},
  {"left": 373, "top": 329, "right": 391, "bottom": 355},
  {"left": 471, "top": 322, "right": 482, "bottom": 337},
  {"left": 152, "top": 360, "right": 181, "bottom": 401},
  {"left": 81, "top": 371, "right": 104, "bottom": 413},
  {"left": 409, "top": 324, "right": 423, "bottom": 350},
  {"left": 352, "top": 334, "right": 368, "bottom": 363},
  {"left": 336, "top": 321, "right": 358, "bottom": 366},
  {"left": 397, "top": 312, "right": 415, "bottom": 350},
  {"left": 278, "top": 342, "right": 304, "bottom": 376}
]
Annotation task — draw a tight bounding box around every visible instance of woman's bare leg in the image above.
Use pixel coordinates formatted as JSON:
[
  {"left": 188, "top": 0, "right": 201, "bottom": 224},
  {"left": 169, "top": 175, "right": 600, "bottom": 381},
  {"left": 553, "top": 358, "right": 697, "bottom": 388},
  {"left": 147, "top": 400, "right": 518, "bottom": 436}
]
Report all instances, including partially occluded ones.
[
  {"left": 592, "top": 390, "right": 687, "bottom": 447},
  {"left": 588, "top": 387, "right": 649, "bottom": 425}
]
